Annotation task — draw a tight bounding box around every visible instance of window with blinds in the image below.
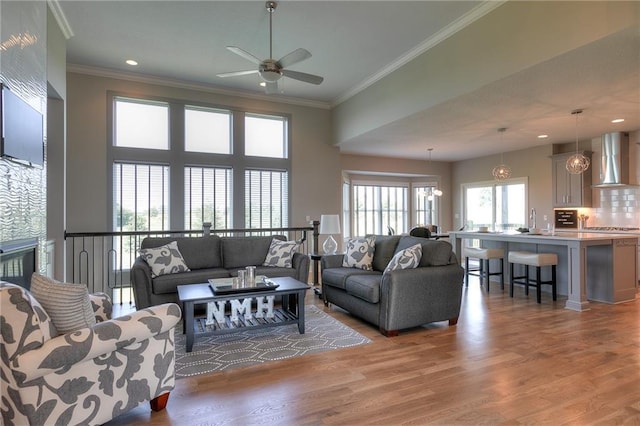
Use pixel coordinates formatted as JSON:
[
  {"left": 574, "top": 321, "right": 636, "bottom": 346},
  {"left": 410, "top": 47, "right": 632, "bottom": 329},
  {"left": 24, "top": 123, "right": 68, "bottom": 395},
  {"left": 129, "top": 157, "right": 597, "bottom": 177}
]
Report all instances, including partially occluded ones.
[
  {"left": 352, "top": 184, "right": 407, "bottom": 236},
  {"left": 245, "top": 169, "right": 288, "bottom": 228},
  {"left": 113, "top": 163, "right": 169, "bottom": 231},
  {"left": 184, "top": 166, "right": 232, "bottom": 230},
  {"left": 110, "top": 95, "right": 290, "bottom": 234}
]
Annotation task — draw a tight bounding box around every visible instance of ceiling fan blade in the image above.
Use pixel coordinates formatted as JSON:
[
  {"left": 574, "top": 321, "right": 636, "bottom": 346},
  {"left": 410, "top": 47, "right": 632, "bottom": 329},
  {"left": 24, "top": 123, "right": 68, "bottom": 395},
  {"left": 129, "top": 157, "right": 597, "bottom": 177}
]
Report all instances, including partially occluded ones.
[
  {"left": 265, "top": 82, "right": 279, "bottom": 94},
  {"left": 226, "top": 46, "right": 262, "bottom": 65},
  {"left": 277, "top": 48, "right": 312, "bottom": 68},
  {"left": 281, "top": 69, "right": 324, "bottom": 85},
  {"left": 216, "top": 70, "right": 259, "bottom": 78}
]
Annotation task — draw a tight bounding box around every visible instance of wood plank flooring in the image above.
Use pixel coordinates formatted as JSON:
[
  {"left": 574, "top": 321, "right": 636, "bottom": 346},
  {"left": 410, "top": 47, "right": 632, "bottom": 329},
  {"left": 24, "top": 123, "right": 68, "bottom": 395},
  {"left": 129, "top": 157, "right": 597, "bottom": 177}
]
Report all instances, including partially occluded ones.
[{"left": 106, "top": 279, "right": 640, "bottom": 425}]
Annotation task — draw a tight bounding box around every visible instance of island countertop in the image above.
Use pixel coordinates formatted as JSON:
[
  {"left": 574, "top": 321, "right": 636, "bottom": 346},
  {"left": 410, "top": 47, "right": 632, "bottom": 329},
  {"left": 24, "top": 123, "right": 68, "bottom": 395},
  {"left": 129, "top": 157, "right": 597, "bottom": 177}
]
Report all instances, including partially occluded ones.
[{"left": 448, "top": 231, "right": 638, "bottom": 311}]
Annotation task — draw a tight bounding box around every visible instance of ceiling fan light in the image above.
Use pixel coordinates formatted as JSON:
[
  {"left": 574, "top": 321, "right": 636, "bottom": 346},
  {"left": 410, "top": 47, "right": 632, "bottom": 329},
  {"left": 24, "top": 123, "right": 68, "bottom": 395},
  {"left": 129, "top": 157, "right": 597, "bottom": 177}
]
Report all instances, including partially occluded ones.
[{"left": 260, "top": 70, "right": 281, "bottom": 82}]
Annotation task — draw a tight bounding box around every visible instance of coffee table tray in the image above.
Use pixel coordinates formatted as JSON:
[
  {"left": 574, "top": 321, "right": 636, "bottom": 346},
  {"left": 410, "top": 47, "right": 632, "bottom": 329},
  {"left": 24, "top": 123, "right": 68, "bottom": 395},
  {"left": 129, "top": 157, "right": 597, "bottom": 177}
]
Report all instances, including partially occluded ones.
[{"left": 208, "top": 277, "right": 279, "bottom": 295}]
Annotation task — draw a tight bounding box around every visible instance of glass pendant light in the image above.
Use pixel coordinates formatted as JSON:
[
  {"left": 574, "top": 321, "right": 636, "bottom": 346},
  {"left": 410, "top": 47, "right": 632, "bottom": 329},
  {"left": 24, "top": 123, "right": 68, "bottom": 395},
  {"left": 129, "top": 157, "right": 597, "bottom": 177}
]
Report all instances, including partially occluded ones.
[
  {"left": 427, "top": 148, "right": 443, "bottom": 199},
  {"left": 566, "top": 109, "right": 590, "bottom": 174},
  {"left": 492, "top": 127, "right": 512, "bottom": 180}
]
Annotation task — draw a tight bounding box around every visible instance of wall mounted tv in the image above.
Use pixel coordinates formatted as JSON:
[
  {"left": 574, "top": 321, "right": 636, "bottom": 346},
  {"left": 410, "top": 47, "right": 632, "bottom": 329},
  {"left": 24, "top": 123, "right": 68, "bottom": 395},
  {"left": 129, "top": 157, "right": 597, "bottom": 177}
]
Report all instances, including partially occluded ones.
[{"left": 0, "top": 84, "right": 44, "bottom": 167}]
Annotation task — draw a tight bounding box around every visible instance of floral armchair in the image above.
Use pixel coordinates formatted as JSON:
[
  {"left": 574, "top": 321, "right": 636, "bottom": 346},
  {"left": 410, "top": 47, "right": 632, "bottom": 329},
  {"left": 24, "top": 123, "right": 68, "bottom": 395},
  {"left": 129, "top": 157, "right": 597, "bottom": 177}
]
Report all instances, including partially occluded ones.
[{"left": 0, "top": 281, "right": 182, "bottom": 425}]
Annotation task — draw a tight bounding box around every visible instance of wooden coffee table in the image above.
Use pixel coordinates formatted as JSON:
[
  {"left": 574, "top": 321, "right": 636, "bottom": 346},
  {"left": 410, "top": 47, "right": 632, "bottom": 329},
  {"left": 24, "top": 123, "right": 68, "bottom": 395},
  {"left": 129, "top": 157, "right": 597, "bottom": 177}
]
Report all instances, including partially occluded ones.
[{"left": 177, "top": 276, "right": 310, "bottom": 352}]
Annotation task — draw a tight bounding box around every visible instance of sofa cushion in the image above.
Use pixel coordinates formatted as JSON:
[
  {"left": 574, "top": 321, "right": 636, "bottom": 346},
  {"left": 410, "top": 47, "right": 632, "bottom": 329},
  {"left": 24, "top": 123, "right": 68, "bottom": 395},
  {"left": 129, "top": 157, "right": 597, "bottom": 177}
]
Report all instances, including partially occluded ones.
[
  {"left": 141, "top": 236, "right": 222, "bottom": 270},
  {"left": 396, "top": 236, "right": 453, "bottom": 267},
  {"left": 30, "top": 273, "right": 96, "bottom": 334},
  {"left": 342, "top": 236, "right": 375, "bottom": 270},
  {"left": 263, "top": 238, "right": 299, "bottom": 268},
  {"left": 384, "top": 243, "right": 422, "bottom": 273},
  {"left": 369, "top": 235, "right": 401, "bottom": 272},
  {"left": 323, "top": 267, "right": 380, "bottom": 290},
  {"left": 152, "top": 268, "right": 230, "bottom": 295},
  {"left": 344, "top": 274, "right": 382, "bottom": 304},
  {"left": 139, "top": 241, "right": 191, "bottom": 277},
  {"left": 222, "top": 235, "right": 285, "bottom": 270}
]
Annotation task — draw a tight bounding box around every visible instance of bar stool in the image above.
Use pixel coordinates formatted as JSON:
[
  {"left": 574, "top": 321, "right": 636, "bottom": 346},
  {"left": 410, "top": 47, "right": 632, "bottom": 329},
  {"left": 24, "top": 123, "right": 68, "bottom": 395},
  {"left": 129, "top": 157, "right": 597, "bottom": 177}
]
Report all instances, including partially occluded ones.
[
  {"left": 463, "top": 247, "right": 505, "bottom": 291},
  {"left": 508, "top": 251, "right": 558, "bottom": 303}
]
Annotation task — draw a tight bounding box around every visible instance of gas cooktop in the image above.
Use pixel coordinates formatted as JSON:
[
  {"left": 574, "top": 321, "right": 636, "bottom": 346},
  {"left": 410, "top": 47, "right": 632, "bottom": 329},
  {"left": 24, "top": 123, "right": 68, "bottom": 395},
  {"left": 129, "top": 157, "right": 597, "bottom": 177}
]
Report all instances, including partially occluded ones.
[{"left": 584, "top": 227, "right": 640, "bottom": 231}]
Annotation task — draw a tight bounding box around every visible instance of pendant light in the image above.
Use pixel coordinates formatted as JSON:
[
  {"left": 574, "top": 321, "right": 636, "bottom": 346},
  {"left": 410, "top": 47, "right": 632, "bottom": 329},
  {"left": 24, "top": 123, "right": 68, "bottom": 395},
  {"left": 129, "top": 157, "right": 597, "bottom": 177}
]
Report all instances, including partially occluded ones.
[
  {"left": 492, "top": 127, "right": 512, "bottom": 180},
  {"left": 427, "top": 148, "right": 443, "bottom": 200},
  {"left": 566, "top": 109, "right": 590, "bottom": 174}
]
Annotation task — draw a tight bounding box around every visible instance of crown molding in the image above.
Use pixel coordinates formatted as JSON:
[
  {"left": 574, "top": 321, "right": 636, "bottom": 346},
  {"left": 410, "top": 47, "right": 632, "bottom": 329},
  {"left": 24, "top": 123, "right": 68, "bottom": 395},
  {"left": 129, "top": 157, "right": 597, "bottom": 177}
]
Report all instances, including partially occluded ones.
[
  {"left": 67, "top": 64, "right": 332, "bottom": 110},
  {"left": 332, "top": 0, "right": 506, "bottom": 107},
  {"left": 47, "top": 0, "right": 74, "bottom": 39}
]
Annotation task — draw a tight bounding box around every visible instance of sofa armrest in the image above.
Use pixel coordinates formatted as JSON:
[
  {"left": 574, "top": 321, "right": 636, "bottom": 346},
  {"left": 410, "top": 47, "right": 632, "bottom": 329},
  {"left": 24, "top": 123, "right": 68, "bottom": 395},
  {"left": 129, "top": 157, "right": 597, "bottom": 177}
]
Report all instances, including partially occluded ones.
[
  {"left": 131, "top": 256, "right": 154, "bottom": 309},
  {"left": 292, "top": 252, "right": 310, "bottom": 283},
  {"left": 321, "top": 254, "right": 344, "bottom": 269},
  {"left": 379, "top": 264, "right": 464, "bottom": 331},
  {"left": 12, "top": 303, "right": 182, "bottom": 382}
]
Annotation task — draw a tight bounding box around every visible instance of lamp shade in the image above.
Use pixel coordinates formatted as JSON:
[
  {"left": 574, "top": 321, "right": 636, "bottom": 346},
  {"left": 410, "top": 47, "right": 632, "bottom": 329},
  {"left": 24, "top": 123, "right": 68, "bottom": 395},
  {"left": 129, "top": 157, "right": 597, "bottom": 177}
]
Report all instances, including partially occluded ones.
[{"left": 319, "top": 214, "right": 340, "bottom": 234}]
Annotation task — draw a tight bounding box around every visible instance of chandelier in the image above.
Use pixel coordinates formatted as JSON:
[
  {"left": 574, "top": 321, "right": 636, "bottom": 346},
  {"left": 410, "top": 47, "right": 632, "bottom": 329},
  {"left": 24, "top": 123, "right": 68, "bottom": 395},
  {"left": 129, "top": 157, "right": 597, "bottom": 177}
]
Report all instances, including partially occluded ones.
[
  {"left": 566, "top": 109, "right": 590, "bottom": 174},
  {"left": 492, "top": 127, "right": 512, "bottom": 180}
]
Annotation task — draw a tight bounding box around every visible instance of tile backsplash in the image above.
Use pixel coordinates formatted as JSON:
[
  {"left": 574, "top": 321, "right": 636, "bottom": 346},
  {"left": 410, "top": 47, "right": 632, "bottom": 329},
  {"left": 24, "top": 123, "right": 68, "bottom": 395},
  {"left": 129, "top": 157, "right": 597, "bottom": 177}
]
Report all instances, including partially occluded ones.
[{"left": 589, "top": 187, "right": 640, "bottom": 228}]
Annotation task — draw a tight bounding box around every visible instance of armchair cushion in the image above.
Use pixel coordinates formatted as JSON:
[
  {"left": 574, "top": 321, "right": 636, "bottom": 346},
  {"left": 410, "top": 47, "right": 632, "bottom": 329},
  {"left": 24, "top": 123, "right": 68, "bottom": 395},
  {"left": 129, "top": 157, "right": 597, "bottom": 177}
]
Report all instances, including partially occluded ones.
[
  {"left": 384, "top": 243, "right": 422, "bottom": 273},
  {"left": 263, "top": 238, "right": 299, "bottom": 268},
  {"left": 139, "top": 241, "right": 190, "bottom": 277},
  {"left": 30, "top": 273, "right": 96, "bottom": 334},
  {"left": 342, "top": 236, "right": 375, "bottom": 270}
]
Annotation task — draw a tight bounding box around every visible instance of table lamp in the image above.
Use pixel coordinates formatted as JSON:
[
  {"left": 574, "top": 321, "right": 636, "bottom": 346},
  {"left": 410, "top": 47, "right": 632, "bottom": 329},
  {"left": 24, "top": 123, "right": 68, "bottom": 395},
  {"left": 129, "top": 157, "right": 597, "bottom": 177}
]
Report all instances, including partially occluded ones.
[{"left": 319, "top": 214, "right": 341, "bottom": 254}]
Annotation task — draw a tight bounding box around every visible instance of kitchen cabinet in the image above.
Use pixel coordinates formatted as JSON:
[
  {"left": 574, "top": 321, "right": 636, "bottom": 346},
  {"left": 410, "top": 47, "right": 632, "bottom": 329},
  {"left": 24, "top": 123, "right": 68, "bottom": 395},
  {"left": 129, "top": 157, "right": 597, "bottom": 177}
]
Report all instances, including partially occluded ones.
[{"left": 552, "top": 152, "right": 592, "bottom": 207}]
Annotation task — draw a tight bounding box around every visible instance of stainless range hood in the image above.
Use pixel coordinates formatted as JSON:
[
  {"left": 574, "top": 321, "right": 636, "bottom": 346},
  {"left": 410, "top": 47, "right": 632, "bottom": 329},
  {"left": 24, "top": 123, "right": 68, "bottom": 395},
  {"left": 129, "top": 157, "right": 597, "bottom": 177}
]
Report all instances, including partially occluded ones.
[{"left": 594, "top": 132, "right": 633, "bottom": 188}]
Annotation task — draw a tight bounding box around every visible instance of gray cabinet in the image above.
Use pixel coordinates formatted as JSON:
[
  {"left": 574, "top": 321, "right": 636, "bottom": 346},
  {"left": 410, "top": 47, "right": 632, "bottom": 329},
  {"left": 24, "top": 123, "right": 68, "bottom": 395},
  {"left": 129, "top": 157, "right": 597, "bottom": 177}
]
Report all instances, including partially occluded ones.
[{"left": 552, "top": 152, "right": 592, "bottom": 207}]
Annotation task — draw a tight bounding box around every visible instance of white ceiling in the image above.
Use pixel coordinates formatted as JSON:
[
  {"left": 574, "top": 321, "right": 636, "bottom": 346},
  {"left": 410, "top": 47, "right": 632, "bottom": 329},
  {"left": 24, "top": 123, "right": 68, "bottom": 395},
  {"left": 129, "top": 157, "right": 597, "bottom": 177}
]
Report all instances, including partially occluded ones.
[{"left": 57, "top": 0, "right": 640, "bottom": 162}]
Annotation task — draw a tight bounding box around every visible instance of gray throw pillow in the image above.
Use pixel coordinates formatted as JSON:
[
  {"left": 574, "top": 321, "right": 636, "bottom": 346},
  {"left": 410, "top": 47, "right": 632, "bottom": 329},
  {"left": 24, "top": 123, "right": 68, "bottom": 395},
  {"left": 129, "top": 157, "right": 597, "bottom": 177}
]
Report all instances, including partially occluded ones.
[
  {"left": 263, "top": 238, "right": 299, "bottom": 268},
  {"left": 30, "top": 273, "right": 96, "bottom": 335},
  {"left": 342, "top": 236, "right": 375, "bottom": 270},
  {"left": 139, "top": 240, "right": 190, "bottom": 277},
  {"left": 384, "top": 243, "right": 422, "bottom": 274}
]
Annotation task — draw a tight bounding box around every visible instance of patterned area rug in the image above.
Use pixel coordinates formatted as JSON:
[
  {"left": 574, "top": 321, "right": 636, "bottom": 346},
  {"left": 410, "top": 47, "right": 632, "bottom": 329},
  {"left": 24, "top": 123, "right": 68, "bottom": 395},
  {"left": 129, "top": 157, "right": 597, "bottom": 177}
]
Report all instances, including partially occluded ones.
[{"left": 174, "top": 305, "right": 371, "bottom": 378}]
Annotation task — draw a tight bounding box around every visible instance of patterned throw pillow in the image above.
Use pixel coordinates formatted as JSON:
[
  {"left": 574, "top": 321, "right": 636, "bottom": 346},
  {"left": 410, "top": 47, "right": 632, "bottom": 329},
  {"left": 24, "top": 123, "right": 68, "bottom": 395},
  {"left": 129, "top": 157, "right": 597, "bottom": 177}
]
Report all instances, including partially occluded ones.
[
  {"left": 30, "top": 273, "right": 96, "bottom": 334},
  {"left": 384, "top": 243, "right": 423, "bottom": 274},
  {"left": 342, "top": 236, "right": 376, "bottom": 270},
  {"left": 263, "top": 238, "right": 299, "bottom": 268},
  {"left": 139, "top": 241, "right": 190, "bottom": 277}
]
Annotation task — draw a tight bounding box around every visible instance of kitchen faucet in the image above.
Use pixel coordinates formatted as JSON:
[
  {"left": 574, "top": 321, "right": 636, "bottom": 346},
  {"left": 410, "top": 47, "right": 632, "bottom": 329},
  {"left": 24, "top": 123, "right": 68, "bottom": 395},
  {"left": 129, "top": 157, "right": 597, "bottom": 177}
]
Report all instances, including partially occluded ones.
[{"left": 530, "top": 208, "right": 536, "bottom": 229}]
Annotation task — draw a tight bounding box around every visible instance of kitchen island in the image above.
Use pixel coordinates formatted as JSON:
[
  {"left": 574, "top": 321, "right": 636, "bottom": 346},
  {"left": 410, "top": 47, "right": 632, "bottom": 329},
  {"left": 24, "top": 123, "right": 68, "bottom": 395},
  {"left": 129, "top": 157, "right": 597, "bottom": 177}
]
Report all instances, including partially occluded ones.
[{"left": 448, "top": 231, "right": 638, "bottom": 311}]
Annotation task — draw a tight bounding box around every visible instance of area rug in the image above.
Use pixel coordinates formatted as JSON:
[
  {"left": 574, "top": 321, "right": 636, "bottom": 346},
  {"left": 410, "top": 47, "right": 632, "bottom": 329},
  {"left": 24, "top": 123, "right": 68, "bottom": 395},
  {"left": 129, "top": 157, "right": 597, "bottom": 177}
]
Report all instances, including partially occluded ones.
[{"left": 174, "top": 305, "right": 371, "bottom": 378}]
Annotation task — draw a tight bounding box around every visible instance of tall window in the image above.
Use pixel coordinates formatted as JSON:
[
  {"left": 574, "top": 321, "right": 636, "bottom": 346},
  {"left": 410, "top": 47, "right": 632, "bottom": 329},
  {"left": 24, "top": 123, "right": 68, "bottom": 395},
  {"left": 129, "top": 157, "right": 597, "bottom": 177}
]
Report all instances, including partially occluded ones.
[
  {"left": 463, "top": 178, "right": 527, "bottom": 231},
  {"left": 352, "top": 184, "right": 407, "bottom": 236},
  {"left": 184, "top": 166, "right": 232, "bottom": 229},
  {"left": 245, "top": 170, "right": 288, "bottom": 228},
  {"left": 413, "top": 184, "right": 439, "bottom": 227},
  {"left": 110, "top": 95, "right": 291, "bottom": 234}
]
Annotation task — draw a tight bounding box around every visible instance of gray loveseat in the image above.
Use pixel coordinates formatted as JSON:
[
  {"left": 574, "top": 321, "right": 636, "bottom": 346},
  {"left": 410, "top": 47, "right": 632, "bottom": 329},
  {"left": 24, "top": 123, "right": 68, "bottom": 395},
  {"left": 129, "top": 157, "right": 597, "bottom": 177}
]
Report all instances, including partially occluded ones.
[
  {"left": 131, "top": 235, "right": 310, "bottom": 309},
  {"left": 321, "top": 235, "right": 464, "bottom": 336}
]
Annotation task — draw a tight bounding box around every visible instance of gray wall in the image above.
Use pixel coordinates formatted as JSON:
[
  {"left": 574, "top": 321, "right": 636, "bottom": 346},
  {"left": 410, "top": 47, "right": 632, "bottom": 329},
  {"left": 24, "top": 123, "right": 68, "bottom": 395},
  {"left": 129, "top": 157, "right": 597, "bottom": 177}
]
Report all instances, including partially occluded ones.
[{"left": 65, "top": 72, "right": 339, "bottom": 232}]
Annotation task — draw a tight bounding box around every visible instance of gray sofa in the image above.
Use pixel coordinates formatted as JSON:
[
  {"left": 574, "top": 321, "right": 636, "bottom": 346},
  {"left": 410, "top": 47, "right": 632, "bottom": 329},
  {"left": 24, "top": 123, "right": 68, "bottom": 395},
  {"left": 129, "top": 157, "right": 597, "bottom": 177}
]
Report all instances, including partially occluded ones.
[
  {"left": 321, "top": 235, "right": 464, "bottom": 336},
  {"left": 131, "top": 235, "right": 310, "bottom": 309}
]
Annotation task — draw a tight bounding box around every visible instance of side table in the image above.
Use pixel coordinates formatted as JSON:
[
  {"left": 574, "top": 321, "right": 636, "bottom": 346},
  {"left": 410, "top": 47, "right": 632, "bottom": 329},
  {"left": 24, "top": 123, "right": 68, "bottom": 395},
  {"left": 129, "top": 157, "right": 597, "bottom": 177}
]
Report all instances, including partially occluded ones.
[{"left": 309, "top": 252, "right": 343, "bottom": 297}]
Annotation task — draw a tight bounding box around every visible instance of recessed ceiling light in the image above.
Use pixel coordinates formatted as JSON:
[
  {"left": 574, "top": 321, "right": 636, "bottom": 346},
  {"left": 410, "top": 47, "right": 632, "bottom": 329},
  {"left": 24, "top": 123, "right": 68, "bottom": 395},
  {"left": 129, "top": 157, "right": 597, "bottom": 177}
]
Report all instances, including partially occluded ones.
[
  {"left": 125, "top": 59, "right": 138, "bottom": 66},
  {"left": 611, "top": 118, "right": 625, "bottom": 123},
  {"left": 537, "top": 134, "right": 548, "bottom": 139}
]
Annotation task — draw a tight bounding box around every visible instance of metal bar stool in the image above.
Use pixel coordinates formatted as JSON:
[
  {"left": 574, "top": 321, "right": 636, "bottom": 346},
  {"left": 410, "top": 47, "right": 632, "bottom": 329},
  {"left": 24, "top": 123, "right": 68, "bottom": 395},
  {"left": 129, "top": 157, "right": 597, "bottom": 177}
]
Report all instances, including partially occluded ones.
[
  {"left": 508, "top": 251, "right": 558, "bottom": 303},
  {"left": 463, "top": 247, "right": 505, "bottom": 291}
]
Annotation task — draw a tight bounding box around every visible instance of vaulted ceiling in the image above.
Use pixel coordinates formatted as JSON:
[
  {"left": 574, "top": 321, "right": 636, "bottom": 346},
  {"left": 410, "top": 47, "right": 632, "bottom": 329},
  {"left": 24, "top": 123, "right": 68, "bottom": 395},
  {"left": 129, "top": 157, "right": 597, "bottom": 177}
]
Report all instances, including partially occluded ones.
[{"left": 57, "top": 1, "right": 640, "bottom": 161}]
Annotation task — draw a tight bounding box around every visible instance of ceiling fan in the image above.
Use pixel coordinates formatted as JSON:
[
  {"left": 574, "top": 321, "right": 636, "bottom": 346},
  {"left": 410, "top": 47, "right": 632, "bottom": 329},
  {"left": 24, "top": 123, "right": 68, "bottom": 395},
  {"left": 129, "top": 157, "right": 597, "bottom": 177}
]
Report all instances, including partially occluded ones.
[{"left": 216, "top": 1, "right": 324, "bottom": 94}]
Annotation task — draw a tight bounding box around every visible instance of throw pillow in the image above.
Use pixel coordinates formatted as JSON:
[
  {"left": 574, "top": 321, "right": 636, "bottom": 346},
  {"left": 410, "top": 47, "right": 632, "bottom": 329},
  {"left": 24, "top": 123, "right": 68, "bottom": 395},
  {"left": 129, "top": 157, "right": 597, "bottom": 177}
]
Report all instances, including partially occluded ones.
[
  {"left": 30, "top": 273, "right": 96, "bottom": 334},
  {"left": 384, "top": 243, "right": 422, "bottom": 274},
  {"left": 263, "top": 238, "right": 299, "bottom": 268},
  {"left": 342, "top": 236, "right": 375, "bottom": 270},
  {"left": 139, "top": 241, "right": 190, "bottom": 277}
]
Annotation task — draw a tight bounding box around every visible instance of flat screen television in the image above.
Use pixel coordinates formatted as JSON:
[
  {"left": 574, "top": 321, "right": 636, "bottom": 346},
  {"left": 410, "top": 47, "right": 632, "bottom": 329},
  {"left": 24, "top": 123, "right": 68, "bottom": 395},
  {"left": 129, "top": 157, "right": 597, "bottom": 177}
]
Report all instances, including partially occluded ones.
[{"left": 0, "top": 83, "right": 44, "bottom": 167}]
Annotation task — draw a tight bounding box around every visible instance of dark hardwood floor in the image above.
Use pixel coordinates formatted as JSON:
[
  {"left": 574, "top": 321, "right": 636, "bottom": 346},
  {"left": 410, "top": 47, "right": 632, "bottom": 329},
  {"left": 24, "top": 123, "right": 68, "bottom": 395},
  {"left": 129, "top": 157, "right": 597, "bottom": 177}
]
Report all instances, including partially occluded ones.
[{"left": 106, "top": 278, "right": 640, "bottom": 425}]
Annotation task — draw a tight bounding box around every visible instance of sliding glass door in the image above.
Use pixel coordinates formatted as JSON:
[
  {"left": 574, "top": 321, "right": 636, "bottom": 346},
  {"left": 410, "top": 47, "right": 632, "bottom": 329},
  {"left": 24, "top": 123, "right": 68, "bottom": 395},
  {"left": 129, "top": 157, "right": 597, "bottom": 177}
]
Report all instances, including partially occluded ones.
[{"left": 463, "top": 178, "right": 527, "bottom": 231}]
